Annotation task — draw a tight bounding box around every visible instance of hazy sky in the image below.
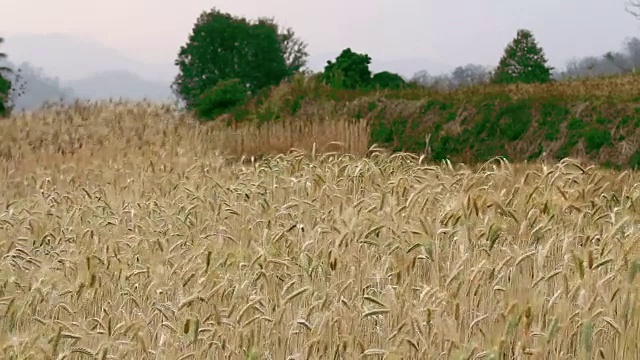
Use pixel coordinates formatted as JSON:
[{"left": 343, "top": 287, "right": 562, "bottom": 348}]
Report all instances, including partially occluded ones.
[{"left": 3, "top": 0, "right": 640, "bottom": 69}]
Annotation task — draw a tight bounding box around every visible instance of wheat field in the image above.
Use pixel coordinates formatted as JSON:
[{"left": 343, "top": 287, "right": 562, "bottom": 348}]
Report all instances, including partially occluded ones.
[{"left": 1, "top": 101, "right": 640, "bottom": 359}]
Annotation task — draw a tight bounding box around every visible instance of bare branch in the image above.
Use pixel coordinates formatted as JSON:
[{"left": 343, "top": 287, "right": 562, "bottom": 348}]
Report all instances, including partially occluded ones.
[{"left": 626, "top": 0, "right": 640, "bottom": 19}]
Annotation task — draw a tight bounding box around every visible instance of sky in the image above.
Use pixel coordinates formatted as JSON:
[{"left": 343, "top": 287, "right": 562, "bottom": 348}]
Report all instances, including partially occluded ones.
[{"left": 3, "top": 0, "right": 640, "bottom": 71}]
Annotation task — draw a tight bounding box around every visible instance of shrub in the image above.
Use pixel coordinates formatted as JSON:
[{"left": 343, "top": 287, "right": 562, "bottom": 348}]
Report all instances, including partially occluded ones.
[
  {"left": 584, "top": 128, "right": 611, "bottom": 153},
  {"left": 194, "top": 79, "right": 248, "bottom": 120},
  {"left": 371, "top": 71, "right": 407, "bottom": 90},
  {"left": 629, "top": 150, "right": 640, "bottom": 169}
]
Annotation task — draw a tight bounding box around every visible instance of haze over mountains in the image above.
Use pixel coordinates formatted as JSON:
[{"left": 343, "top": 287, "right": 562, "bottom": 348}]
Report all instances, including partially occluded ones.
[
  {"left": 2, "top": 33, "right": 454, "bottom": 111},
  {"left": 4, "top": 33, "right": 177, "bottom": 82}
]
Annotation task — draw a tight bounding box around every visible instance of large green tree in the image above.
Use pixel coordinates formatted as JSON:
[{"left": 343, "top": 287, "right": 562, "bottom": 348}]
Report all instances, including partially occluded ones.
[
  {"left": 491, "top": 29, "right": 553, "bottom": 84},
  {"left": 172, "top": 8, "right": 307, "bottom": 108}
]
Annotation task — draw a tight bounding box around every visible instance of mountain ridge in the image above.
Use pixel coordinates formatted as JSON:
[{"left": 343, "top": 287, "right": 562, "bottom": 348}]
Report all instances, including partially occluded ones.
[{"left": 2, "top": 33, "right": 453, "bottom": 109}]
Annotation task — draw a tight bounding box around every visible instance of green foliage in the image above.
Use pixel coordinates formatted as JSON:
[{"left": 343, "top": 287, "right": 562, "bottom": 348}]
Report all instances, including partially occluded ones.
[
  {"left": 584, "top": 128, "right": 612, "bottom": 153},
  {"left": 629, "top": 150, "right": 640, "bottom": 169},
  {"left": 194, "top": 79, "right": 248, "bottom": 120},
  {"left": 431, "top": 135, "right": 458, "bottom": 161},
  {"left": 471, "top": 98, "right": 531, "bottom": 141},
  {"left": 421, "top": 99, "right": 451, "bottom": 114},
  {"left": 567, "top": 117, "right": 586, "bottom": 132},
  {"left": 556, "top": 117, "right": 585, "bottom": 159},
  {"left": 538, "top": 101, "right": 569, "bottom": 141},
  {"left": 226, "top": 69, "right": 639, "bottom": 169},
  {"left": 495, "top": 101, "right": 533, "bottom": 141},
  {"left": 173, "top": 8, "right": 304, "bottom": 108},
  {"left": 367, "top": 100, "right": 378, "bottom": 112},
  {"left": 370, "top": 119, "right": 394, "bottom": 144},
  {"left": 528, "top": 142, "right": 544, "bottom": 160},
  {"left": 365, "top": 93, "right": 633, "bottom": 165},
  {"left": 371, "top": 71, "right": 407, "bottom": 90},
  {"left": 492, "top": 29, "right": 554, "bottom": 85},
  {"left": 1, "top": 37, "right": 13, "bottom": 118},
  {"left": 322, "top": 48, "right": 372, "bottom": 89},
  {"left": 0, "top": 76, "right": 9, "bottom": 118},
  {"left": 256, "top": 18, "right": 309, "bottom": 77}
]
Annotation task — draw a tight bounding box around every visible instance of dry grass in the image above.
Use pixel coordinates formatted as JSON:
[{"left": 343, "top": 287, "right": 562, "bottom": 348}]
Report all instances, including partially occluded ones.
[
  {"left": 1, "top": 101, "right": 640, "bottom": 359},
  {"left": 222, "top": 115, "right": 370, "bottom": 159},
  {"left": 421, "top": 72, "right": 640, "bottom": 101}
]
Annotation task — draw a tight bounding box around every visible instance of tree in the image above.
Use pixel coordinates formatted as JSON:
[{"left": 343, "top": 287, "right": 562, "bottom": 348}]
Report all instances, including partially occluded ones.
[
  {"left": 0, "top": 37, "right": 14, "bottom": 117},
  {"left": 321, "top": 48, "right": 372, "bottom": 89},
  {"left": 451, "top": 64, "right": 491, "bottom": 88},
  {"left": 623, "top": 37, "right": 640, "bottom": 72},
  {"left": 558, "top": 37, "right": 640, "bottom": 80},
  {"left": 492, "top": 29, "right": 554, "bottom": 85},
  {"left": 256, "top": 18, "right": 309, "bottom": 76},
  {"left": 409, "top": 70, "right": 455, "bottom": 90},
  {"left": 172, "top": 8, "right": 300, "bottom": 108},
  {"left": 410, "top": 70, "right": 432, "bottom": 87},
  {"left": 603, "top": 51, "right": 632, "bottom": 73}
]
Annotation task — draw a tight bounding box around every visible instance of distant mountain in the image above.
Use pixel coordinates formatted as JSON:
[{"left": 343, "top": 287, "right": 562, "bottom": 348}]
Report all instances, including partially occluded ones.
[
  {"left": 65, "top": 70, "right": 174, "bottom": 102},
  {"left": 0, "top": 59, "right": 77, "bottom": 112},
  {"left": 306, "top": 52, "right": 452, "bottom": 78},
  {"left": 2, "top": 33, "right": 176, "bottom": 104},
  {"left": 2, "top": 33, "right": 177, "bottom": 83},
  {"left": 5, "top": 33, "right": 451, "bottom": 83},
  {"left": 1, "top": 33, "right": 452, "bottom": 106}
]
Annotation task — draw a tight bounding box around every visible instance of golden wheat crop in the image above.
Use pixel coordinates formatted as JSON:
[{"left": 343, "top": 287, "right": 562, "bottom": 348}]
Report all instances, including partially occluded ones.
[{"left": 1, "top": 101, "right": 640, "bottom": 359}]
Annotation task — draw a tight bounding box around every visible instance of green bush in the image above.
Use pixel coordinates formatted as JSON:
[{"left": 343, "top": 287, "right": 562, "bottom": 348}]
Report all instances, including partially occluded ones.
[
  {"left": 496, "top": 101, "right": 533, "bottom": 141},
  {"left": 370, "top": 119, "right": 394, "bottom": 144},
  {"left": 584, "top": 128, "right": 611, "bottom": 153},
  {"left": 371, "top": 71, "right": 407, "bottom": 90},
  {"left": 0, "top": 75, "right": 10, "bottom": 118},
  {"left": 629, "top": 150, "right": 640, "bottom": 169},
  {"left": 538, "top": 101, "right": 569, "bottom": 141},
  {"left": 194, "top": 79, "right": 248, "bottom": 120}
]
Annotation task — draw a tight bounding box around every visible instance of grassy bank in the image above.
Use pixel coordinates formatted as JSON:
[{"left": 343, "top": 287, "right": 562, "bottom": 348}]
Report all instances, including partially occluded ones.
[{"left": 224, "top": 73, "right": 640, "bottom": 169}]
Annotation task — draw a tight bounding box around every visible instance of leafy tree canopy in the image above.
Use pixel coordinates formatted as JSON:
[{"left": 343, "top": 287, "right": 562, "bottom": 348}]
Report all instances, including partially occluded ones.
[
  {"left": 172, "top": 8, "right": 307, "bottom": 108},
  {"left": 321, "top": 48, "right": 373, "bottom": 89},
  {"left": 492, "top": 29, "right": 554, "bottom": 85}
]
